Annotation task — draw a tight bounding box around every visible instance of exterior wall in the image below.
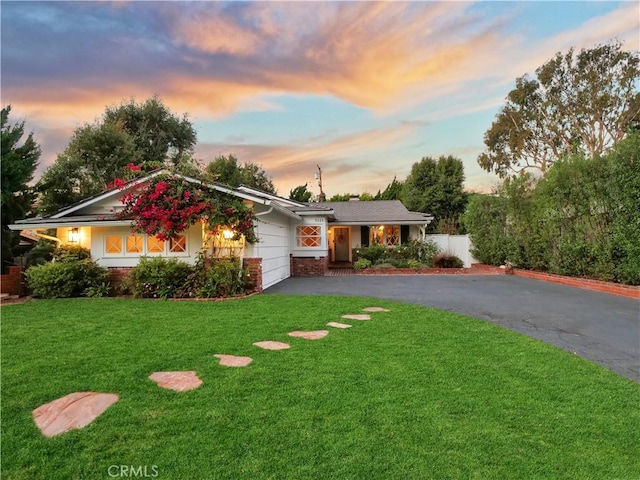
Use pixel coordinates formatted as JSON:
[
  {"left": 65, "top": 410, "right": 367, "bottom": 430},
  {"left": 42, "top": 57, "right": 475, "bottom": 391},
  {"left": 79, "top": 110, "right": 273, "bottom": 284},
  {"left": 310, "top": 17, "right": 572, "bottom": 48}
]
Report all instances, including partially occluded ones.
[
  {"left": 426, "top": 234, "right": 478, "bottom": 268},
  {"left": 290, "top": 216, "right": 329, "bottom": 276},
  {"left": 245, "top": 207, "right": 291, "bottom": 290},
  {"left": 56, "top": 226, "right": 92, "bottom": 250},
  {"left": 89, "top": 223, "right": 202, "bottom": 267},
  {"left": 290, "top": 216, "right": 329, "bottom": 258},
  {"left": 291, "top": 255, "right": 328, "bottom": 277},
  {"left": 1, "top": 266, "right": 22, "bottom": 296}
]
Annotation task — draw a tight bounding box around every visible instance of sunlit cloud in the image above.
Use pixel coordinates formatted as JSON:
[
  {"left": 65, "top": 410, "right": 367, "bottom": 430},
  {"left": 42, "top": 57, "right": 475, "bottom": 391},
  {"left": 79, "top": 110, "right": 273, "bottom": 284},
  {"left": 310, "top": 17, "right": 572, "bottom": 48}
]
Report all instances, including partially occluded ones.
[
  {"left": 195, "top": 122, "right": 420, "bottom": 195},
  {"left": 2, "top": 1, "right": 637, "bottom": 195}
]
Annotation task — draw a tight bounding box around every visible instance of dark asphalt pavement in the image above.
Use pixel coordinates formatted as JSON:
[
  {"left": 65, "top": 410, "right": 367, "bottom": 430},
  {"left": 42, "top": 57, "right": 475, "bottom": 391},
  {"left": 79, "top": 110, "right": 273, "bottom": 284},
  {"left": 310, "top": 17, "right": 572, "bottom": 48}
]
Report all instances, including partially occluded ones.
[{"left": 265, "top": 275, "right": 640, "bottom": 382}]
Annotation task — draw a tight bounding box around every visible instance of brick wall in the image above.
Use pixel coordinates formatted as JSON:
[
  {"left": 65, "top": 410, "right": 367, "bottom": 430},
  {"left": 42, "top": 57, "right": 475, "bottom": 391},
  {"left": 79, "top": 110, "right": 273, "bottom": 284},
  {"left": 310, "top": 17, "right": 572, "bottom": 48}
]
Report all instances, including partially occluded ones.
[
  {"left": 243, "top": 257, "right": 263, "bottom": 293},
  {"left": 291, "top": 256, "right": 328, "bottom": 277},
  {"left": 108, "top": 267, "right": 133, "bottom": 293},
  {"left": 0, "top": 266, "right": 22, "bottom": 296}
]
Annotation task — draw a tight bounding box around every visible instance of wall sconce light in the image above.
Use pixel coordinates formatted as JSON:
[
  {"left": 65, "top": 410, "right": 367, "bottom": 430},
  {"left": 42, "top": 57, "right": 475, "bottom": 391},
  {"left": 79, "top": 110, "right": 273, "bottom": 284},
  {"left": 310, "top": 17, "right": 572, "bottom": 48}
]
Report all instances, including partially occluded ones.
[
  {"left": 222, "top": 229, "right": 234, "bottom": 240},
  {"left": 68, "top": 227, "right": 80, "bottom": 243}
]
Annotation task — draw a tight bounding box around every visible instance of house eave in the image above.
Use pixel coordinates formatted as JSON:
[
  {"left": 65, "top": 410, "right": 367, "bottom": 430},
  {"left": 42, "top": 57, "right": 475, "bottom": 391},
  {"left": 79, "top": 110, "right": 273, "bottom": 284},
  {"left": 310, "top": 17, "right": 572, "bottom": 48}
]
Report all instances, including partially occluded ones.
[
  {"left": 9, "top": 219, "right": 133, "bottom": 230},
  {"left": 328, "top": 219, "right": 433, "bottom": 226}
]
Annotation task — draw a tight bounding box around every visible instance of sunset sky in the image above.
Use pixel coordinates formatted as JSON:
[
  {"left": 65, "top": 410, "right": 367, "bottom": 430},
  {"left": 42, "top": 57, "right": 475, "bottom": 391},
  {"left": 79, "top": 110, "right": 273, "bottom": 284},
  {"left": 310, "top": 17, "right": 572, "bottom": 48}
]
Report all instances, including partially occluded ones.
[{"left": 2, "top": 1, "right": 638, "bottom": 198}]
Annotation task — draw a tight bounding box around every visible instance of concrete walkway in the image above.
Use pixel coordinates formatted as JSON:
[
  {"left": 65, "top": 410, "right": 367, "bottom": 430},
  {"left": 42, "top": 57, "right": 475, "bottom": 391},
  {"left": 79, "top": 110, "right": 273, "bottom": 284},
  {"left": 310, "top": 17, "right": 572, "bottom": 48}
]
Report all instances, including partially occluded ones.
[{"left": 265, "top": 275, "right": 640, "bottom": 382}]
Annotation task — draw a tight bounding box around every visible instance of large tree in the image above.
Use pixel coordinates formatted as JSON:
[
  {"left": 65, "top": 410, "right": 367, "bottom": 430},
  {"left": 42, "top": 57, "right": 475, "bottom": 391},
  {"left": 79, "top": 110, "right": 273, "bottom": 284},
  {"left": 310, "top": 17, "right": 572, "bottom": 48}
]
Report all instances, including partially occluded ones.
[
  {"left": 1, "top": 106, "right": 40, "bottom": 269},
  {"left": 104, "top": 96, "right": 197, "bottom": 170},
  {"left": 375, "top": 176, "right": 404, "bottom": 200},
  {"left": 478, "top": 41, "right": 640, "bottom": 178},
  {"left": 38, "top": 97, "right": 197, "bottom": 214},
  {"left": 289, "top": 184, "right": 312, "bottom": 202},
  {"left": 204, "top": 155, "right": 276, "bottom": 194},
  {"left": 402, "top": 155, "right": 467, "bottom": 232}
]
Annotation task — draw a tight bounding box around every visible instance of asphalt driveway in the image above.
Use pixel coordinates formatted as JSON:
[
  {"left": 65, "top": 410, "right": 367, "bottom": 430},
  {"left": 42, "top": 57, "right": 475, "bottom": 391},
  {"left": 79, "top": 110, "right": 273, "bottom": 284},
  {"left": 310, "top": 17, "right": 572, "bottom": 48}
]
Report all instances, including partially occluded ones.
[{"left": 265, "top": 275, "right": 640, "bottom": 382}]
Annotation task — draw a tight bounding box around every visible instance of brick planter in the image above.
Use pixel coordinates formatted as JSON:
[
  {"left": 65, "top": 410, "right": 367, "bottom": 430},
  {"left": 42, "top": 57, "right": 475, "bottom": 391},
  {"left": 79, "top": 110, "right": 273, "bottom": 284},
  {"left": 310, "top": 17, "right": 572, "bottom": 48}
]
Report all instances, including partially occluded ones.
[
  {"left": 357, "top": 267, "right": 470, "bottom": 275},
  {"left": 512, "top": 269, "right": 640, "bottom": 299}
]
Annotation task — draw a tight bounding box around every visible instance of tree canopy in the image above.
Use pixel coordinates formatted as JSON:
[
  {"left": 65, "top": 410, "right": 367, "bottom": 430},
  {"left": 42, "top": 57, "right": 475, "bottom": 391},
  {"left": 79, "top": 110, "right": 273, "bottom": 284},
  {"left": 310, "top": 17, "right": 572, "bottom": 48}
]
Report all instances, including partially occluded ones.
[
  {"left": 289, "top": 184, "right": 312, "bottom": 202},
  {"left": 104, "top": 96, "right": 197, "bottom": 170},
  {"left": 478, "top": 41, "right": 640, "bottom": 178},
  {"left": 402, "top": 155, "right": 467, "bottom": 232},
  {"left": 375, "top": 176, "right": 404, "bottom": 200},
  {"left": 204, "top": 155, "right": 276, "bottom": 194},
  {"left": 1, "top": 106, "right": 40, "bottom": 269},
  {"left": 37, "top": 97, "right": 197, "bottom": 214}
]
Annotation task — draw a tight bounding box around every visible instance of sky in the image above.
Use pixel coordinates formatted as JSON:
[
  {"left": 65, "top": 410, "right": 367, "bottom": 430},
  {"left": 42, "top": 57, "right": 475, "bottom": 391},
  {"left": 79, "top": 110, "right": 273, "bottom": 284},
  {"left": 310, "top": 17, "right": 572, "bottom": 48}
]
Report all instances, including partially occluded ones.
[{"left": 2, "top": 1, "right": 638, "bottom": 199}]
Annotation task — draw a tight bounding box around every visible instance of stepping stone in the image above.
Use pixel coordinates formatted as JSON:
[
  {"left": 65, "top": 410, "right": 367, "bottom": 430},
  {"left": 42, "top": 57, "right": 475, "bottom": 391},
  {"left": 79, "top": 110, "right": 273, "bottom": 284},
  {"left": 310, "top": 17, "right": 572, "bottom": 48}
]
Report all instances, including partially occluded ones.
[
  {"left": 341, "top": 314, "right": 371, "bottom": 321},
  {"left": 327, "top": 322, "right": 352, "bottom": 329},
  {"left": 149, "top": 371, "right": 202, "bottom": 392},
  {"left": 253, "top": 341, "right": 291, "bottom": 350},
  {"left": 288, "top": 330, "right": 329, "bottom": 340},
  {"left": 363, "top": 307, "right": 391, "bottom": 312},
  {"left": 214, "top": 354, "right": 253, "bottom": 367},
  {"left": 32, "top": 392, "right": 119, "bottom": 437}
]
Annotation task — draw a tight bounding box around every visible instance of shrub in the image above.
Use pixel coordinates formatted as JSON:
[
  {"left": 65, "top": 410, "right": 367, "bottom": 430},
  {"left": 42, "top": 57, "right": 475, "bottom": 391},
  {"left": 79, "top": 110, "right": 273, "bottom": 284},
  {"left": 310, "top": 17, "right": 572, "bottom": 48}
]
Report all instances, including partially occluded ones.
[
  {"left": 196, "top": 258, "right": 246, "bottom": 298},
  {"left": 354, "top": 244, "right": 387, "bottom": 263},
  {"left": 26, "top": 259, "right": 109, "bottom": 299},
  {"left": 432, "top": 253, "right": 464, "bottom": 268},
  {"left": 24, "top": 239, "right": 56, "bottom": 267},
  {"left": 372, "top": 262, "right": 395, "bottom": 269},
  {"left": 53, "top": 245, "right": 92, "bottom": 262},
  {"left": 127, "top": 257, "right": 194, "bottom": 299},
  {"left": 353, "top": 258, "right": 371, "bottom": 270},
  {"left": 394, "top": 239, "right": 440, "bottom": 264},
  {"left": 406, "top": 259, "right": 423, "bottom": 269}
]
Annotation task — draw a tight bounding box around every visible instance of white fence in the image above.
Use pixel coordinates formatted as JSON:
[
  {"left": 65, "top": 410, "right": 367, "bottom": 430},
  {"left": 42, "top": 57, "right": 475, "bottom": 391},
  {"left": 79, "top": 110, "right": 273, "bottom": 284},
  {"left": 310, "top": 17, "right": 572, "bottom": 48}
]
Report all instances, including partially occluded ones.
[{"left": 426, "top": 234, "right": 478, "bottom": 268}]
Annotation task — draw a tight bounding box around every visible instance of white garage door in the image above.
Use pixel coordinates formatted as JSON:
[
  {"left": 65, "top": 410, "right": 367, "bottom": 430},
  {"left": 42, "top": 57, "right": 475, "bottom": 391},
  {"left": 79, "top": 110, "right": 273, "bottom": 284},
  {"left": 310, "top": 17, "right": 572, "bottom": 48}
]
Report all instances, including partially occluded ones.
[{"left": 255, "top": 219, "right": 290, "bottom": 289}]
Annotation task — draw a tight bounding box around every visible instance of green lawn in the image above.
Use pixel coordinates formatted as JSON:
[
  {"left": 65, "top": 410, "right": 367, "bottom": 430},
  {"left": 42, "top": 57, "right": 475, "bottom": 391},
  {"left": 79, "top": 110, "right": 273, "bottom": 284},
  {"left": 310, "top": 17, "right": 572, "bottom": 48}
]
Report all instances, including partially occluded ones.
[{"left": 1, "top": 296, "right": 638, "bottom": 479}]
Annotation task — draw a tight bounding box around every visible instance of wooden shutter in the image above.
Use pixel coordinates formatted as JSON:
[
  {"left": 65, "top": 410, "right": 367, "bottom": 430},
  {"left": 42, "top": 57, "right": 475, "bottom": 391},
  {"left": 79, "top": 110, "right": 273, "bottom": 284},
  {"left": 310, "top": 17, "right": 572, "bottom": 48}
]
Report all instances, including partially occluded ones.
[
  {"left": 401, "top": 225, "right": 410, "bottom": 244},
  {"left": 360, "top": 226, "right": 370, "bottom": 246}
]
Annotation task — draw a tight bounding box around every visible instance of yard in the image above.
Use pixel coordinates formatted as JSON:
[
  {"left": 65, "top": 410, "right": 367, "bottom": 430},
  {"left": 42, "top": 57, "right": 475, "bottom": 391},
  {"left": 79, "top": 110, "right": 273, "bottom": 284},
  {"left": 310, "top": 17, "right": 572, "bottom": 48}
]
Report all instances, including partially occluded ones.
[{"left": 1, "top": 296, "right": 638, "bottom": 479}]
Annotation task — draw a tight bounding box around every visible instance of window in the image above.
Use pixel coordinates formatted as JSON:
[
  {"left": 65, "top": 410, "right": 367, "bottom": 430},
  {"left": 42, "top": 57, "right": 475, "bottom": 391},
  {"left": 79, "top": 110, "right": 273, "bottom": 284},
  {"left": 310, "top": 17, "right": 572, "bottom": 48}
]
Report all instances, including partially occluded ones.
[
  {"left": 105, "top": 236, "right": 122, "bottom": 254},
  {"left": 147, "top": 236, "right": 164, "bottom": 253},
  {"left": 296, "top": 225, "right": 321, "bottom": 247},
  {"left": 369, "top": 225, "right": 400, "bottom": 246},
  {"left": 169, "top": 235, "right": 187, "bottom": 253},
  {"left": 104, "top": 234, "right": 188, "bottom": 256},
  {"left": 126, "top": 235, "right": 143, "bottom": 253},
  {"left": 386, "top": 226, "right": 400, "bottom": 246}
]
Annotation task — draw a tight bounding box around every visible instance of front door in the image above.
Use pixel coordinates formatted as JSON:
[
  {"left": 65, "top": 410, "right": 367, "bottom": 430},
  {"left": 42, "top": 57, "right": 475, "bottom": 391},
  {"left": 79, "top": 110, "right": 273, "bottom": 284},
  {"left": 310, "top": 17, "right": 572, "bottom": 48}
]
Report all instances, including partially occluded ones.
[{"left": 334, "top": 227, "right": 350, "bottom": 262}]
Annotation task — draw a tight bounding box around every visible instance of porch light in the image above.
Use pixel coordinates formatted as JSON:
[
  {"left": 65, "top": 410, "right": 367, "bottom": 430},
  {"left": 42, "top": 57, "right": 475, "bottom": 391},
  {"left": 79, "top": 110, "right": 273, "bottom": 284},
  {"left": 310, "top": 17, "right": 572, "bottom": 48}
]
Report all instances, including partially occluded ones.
[
  {"left": 68, "top": 228, "right": 80, "bottom": 244},
  {"left": 222, "top": 229, "right": 234, "bottom": 240}
]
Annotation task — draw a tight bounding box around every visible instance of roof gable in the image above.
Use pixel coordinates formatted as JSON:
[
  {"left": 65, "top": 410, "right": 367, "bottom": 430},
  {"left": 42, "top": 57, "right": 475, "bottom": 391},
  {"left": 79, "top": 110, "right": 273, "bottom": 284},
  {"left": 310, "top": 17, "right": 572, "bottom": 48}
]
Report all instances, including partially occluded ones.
[{"left": 48, "top": 170, "right": 274, "bottom": 219}]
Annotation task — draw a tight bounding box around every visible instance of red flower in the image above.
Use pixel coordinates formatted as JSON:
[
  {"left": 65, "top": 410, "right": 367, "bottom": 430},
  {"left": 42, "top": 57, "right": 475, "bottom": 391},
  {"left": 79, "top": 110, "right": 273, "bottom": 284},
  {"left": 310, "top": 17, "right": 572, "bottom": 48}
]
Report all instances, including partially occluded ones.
[
  {"left": 125, "top": 163, "right": 142, "bottom": 172},
  {"left": 107, "top": 178, "right": 128, "bottom": 190}
]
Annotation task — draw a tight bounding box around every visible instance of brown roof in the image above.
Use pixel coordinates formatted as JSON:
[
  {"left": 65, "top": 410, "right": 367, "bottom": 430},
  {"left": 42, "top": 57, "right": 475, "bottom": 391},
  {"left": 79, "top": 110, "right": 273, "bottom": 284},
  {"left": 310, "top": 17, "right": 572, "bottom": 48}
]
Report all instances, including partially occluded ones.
[{"left": 308, "top": 200, "right": 432, "bottom": 224}]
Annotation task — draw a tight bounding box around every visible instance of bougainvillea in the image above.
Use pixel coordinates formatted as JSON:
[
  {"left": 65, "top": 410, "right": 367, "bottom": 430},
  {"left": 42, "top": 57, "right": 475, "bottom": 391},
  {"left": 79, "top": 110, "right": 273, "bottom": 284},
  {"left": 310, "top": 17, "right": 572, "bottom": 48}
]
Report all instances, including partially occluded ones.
[{"left": 118, "top": 173, "right": 258, "bottom": 243}]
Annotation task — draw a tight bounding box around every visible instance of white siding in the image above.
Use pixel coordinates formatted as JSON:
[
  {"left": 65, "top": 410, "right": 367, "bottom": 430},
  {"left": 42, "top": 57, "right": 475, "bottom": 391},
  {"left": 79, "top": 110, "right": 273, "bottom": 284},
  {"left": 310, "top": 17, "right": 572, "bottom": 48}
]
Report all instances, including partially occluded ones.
[{"left": 290, "top": 217, "right": 329, "bottom": 258}]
